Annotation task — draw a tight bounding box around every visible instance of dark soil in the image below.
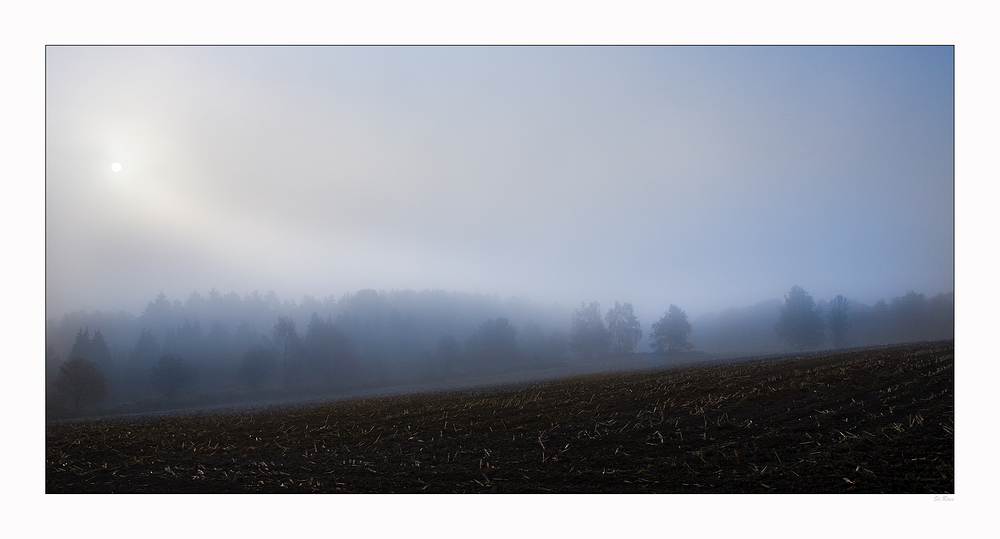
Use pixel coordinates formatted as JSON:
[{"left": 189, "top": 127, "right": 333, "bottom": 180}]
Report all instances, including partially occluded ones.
[{"left": 46, "top": 341, "right": 953, "bottom": 493}]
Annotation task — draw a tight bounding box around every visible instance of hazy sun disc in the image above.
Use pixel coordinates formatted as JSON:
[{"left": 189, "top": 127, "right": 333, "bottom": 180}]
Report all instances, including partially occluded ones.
[{"left": 111, "top": 162, "right": 122, "bottom": 172}]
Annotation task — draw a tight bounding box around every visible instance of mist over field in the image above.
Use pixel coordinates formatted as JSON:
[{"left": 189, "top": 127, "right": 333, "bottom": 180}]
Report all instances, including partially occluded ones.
[{"left": 45, "top": 46, "right": 954, "bottom": 416}]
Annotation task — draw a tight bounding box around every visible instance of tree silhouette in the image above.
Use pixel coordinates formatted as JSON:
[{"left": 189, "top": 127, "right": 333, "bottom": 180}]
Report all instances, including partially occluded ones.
[
  {"left": 68, "top": 327, "right": 112, "bottom": 366},
  {"left": 827, "top": 295, "right": 850, "bottom": 348},
  {"left": 467, "top": 317, "right": 519, "bottom": 366},
  {"left": 149, "top": 354, "right": 197, "bottom": 398},
  {"left": 69, "top": 327, "right": 92, "bottom": 360},
  {"left": 164, "top": 318, "right": 204, "bottom": 361},
  {"left": 605, "top": 301, "right": 642, "bottom": 354},
  {"left": 240, "top": 342, "right": 277, "bottom": 391},
  {"left": 890, "top": 291, "right": 929, "bottom": 342},
  {"left": 139, "top": 292, "right": 176, "bottom": 335},
  {"left": 651, "top": 304, "right": 694, "bottom": 354},
  {"left": 272, "top": 316, "right": 302, "bottom": 387},
  {"left": 89, "top": 329, "right": 112, "bottom": 366},
  {"left": 438, "top": 334, "right": 462, "bottom": 374},
  {"left": 519, "top": 322, "right": 547, "bottom": 363},
  {"left": 775, "top": 286, "right": 825, "bottom": 351},
  {"left": 570, "top": 302, "right": 610, "bottom": 360},
  {"left": 54, "top": 357, "right": 108, "bottom": 411},
  {"left": 302, "top": 313, "right": 358, "bottom": 387},
  {"left": 123, "top": 329, "right": 161, "bottom": 400}
]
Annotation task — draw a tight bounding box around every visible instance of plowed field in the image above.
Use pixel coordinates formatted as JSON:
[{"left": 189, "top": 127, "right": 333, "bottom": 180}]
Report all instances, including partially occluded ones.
[{"left": 47, "top": 341, "right": 953, "bottom": 493}]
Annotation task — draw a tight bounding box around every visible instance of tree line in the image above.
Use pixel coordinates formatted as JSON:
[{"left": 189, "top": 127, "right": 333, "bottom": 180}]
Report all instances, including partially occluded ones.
[
  {"left": 47, "top": 287, "right": 953, "bottom": 416},
  {"left": 691, "top": 288, "right": 954, "bottom": 355},
  {"left": 46, "top": 289, "right": 571, "bottom": 415}
]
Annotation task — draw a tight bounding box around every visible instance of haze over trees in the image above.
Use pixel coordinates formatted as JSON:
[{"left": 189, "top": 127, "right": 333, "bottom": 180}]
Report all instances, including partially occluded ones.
[
  {"left": 775, "top": 286, "right": 827, "bottom": 351},
  {"left": 651, "top": 304, "right": 694, "bottom": 354},
  {"left": 518, "top": 321, "right": 566, "bottom": 365},
  {"left": 240, "top": 343, "right": 278, "bottom": 391},
  {"left": 272, "top": 316, "right": 303, "bottom": 388},
  {"left": 149, "top": 354, "right": 197, "bottom": 399},
  {"left": 69, "top": 327, "right": 112, "bottom": 377},
  {"left": 570, "top": 302, "right": 611, "bottom": 360},
  {"left": 466, "top": 317, "right": 519, "bottom": 369},
  {"left": 605, "top": 302, "right": 643, "bottom": 354},
  {"left": 54, "top": 357, "right": 108, "bottom": 411},
  {"left": 437, "top": 334, "right": 462, "bottom": 376},
  {"left": 301, "top": 313, "right": 359, "bottom": 389},
  {"left": 121, "top": 329, "right": 160, "bottom": 402},
  {"left": 828, "top": 295, "right": 850, "bottom": 348},
  {"left": 44, "top": 286, "right": 954, "bottom": 418}
]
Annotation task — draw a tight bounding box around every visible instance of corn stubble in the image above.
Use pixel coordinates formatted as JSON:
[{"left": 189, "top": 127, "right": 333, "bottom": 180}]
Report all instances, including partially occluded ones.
[{"left": 47, "top": 341, "right": 953, "bottom": 493}]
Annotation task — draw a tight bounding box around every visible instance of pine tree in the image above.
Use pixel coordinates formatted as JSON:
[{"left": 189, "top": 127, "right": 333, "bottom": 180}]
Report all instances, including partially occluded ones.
[
  {"left": 69, "top": 327, "right": 91, "bottom": 360},
  {"left": 89, "top": 329, "right": 112, "bottom": 367}
]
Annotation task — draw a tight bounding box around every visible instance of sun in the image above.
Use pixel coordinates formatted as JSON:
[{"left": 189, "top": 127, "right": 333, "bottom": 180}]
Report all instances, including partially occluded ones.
[{"left": 111, "top": 162, "right": 122, "bottom": 172}]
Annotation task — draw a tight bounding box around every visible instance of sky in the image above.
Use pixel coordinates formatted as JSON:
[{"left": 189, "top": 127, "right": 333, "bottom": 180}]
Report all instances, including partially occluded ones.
[{"left": 45, "top": 45, "right": 954, "bottom": 322}]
